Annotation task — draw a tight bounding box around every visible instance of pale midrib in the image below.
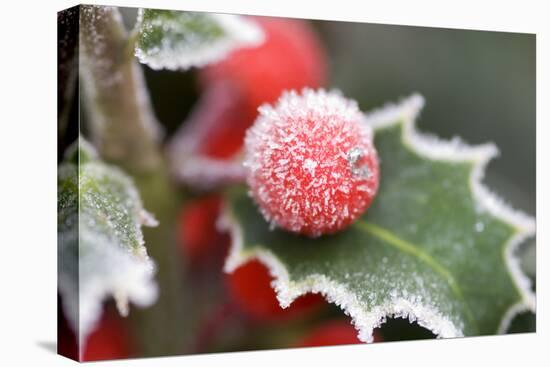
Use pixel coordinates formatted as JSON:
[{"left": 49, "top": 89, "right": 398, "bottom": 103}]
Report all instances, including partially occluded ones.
[{"left": 356, "top": 220, "right": 479, "bottom": 334}]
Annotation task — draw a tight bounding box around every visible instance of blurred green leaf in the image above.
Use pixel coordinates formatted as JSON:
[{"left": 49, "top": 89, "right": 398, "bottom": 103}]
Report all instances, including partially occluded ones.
[
  {"left": 134, "top": 9, "right": 263, "bottom": 70},
  {"left": 58, "top": 138, "right": 158, "bottom": 344},
  {"left": 520, "top": 239, "right": 536, "bottom": 280},
  {"left": 223, "top": 96, "right": 535, "bottom": 342}
]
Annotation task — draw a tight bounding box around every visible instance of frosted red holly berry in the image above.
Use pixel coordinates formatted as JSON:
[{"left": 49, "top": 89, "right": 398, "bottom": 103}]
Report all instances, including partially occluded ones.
[
  {"left": 226, "top": 259, "right": 324, "bottom": 321},
  {"left": 244, "top": 89, "right": 379, "bottom": 237}
]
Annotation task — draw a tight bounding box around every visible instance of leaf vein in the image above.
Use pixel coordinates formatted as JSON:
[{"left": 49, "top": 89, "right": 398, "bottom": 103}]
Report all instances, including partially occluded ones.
[{"left": 356, "top": 220, "right": 479, "bottom": 333}]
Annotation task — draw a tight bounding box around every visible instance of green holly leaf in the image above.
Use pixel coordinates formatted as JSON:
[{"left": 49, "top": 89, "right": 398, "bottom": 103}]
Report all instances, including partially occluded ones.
[
  {"left": 222, "top": 95, "right": 535, "bottom": 342},
  {"left": 58, "top": 138, "right": 159, "bottom": 342},
  {"left": 134, "top": 9, "right": 264, "bottom": 70}
]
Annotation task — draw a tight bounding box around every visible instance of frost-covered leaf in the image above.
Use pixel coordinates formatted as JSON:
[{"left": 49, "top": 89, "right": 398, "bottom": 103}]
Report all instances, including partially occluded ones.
[
  {"left": 222, "top": 95, "right": 535, "bottom": 342},
  {"left": 58, "top": 139, "right": 158, "bottom": 345},
  {"left": 134, "top": 9, "right": 264, "bottom": 70}
]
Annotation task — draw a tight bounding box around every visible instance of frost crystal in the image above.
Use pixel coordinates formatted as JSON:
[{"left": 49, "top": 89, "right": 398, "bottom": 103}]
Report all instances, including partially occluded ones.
[{"left": 244, "top": 88, "right": 380, "bottom": 237}]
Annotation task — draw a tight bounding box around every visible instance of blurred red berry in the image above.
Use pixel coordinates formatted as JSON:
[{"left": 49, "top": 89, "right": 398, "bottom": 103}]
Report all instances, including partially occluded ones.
[
  {"left": 294, "top": 320, "right": 381, "bottom": 348},
  {"left": 191, "top": 82, "right": 253, "bottom": 159},
  {"left": 195, "top": 16, "right": 327, "bottom": 159},
  {"left": 226, "top": 259, "right": 324, "bottom": 321},
  {"left": 82, "top": 310, "right": 132, "bottom": 361},
  {"left": 203, "top": 16, "right": 326, "bottom": 113},
  {"left": 178, "top": 196, "right": 229, "bottom": 264}
]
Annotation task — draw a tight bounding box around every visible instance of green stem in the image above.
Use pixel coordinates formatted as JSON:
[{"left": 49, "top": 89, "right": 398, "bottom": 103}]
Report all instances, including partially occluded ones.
[
  {"left": 79, "top": 5, "right": 161, "bottom": 173},
  {"left": 131, "top": 165, "right": 193, "bottom": 356}
]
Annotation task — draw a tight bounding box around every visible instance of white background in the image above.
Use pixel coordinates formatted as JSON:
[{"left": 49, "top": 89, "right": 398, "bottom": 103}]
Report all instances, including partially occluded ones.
[{"left": 0, "top": 0, "right": 547, "bottom": 365}]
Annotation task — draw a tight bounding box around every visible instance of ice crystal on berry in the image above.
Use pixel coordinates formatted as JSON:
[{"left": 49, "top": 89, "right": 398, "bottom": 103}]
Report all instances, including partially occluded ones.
[{"left": 243, "top": 88, "right": 379, "bottom": 237}]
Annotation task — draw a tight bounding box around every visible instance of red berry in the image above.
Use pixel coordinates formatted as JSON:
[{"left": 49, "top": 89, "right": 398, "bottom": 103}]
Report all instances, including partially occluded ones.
[
  {"left": 177, "top": 196, "right": 229, "bottom": 264},
  {"left": 82, "top": 310, "right": 132, "bottom": 361},
  {"left": 226, "top": 259, "right": 324, "bottom": 321},
  {"left": 294, "top": 320, "right": 381, "bottom": 348},
  {"left": 244, "top": 89, "right": 379, "bottom": 237},
  {"left": 203, "top": 16, "right": 326, "bottom": 115},
  {"left": 183, "top": 81, "right": 253, "bottom": 159},
  {"left": 196, "top": 17, "right": 326, "bottom": 159}
]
